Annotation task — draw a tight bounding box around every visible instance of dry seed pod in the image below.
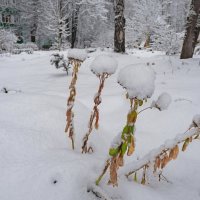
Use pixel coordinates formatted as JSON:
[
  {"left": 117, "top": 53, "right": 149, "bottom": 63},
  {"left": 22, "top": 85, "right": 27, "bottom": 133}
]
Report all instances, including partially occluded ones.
[
  {"left": 172, "top": 145, "right": 179, "bottom": 160},
  {"left": 127, "top": 137, "right": 135, "bottom": 156},
  {"left": 182, "top": 138, "right": 190, "bottom": 152}
]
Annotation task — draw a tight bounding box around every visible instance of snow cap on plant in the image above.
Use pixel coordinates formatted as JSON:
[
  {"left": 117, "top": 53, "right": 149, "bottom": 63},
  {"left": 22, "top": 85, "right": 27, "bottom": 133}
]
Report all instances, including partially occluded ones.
[
  {"left": 90, "top": 55, "right": 118, "bottom": 76},
  {"left": 152, "top": 92, "right": 172, "bottom": 111},
  {"left": 118, "top": 64, "right": 156, "bottom": 99},
  {"left": 67, "top": 49, "right": 88, "bottom": 61}
]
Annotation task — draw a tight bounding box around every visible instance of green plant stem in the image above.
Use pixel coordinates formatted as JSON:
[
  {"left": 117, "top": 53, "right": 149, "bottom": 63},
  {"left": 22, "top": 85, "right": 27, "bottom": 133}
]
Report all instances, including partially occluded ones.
[
  {"left": 96, "top": 159, "right": 110, "bottom": 185},
  {"left": 138, "top": 106, "right": 152, "bottom": 115}
]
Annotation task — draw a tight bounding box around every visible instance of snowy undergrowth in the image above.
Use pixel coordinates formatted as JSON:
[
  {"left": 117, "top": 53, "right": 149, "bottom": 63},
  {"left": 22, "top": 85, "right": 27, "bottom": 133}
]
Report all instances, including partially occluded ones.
[{"left": 0, "top": 49, "right": 200, "bottom": 200}]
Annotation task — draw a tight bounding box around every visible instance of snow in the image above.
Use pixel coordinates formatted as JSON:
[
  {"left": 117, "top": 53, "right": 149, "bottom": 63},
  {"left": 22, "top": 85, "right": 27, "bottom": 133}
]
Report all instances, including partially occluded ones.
[
  {"left": 118, "top": 64, "right": 156, "bottom": 99},
  {"left": 153, "top": 92, "right": 172, "bottom": 110},
  {"left": 67, "top": 49, "right": 88, "bottom": 61},
  {"left": 110, "top": 132, "right": 122, "bottom": 149},
  {"left": 90, "top": 55, "right": 118, "bottom": 76},
  {"left": 0, "top": 49, "right": 200, "bottom": 200}
]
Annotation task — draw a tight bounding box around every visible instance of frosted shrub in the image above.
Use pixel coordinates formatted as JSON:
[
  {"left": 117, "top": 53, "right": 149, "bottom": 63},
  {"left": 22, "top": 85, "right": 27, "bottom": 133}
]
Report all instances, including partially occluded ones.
[
  {"left": 0, "top": 29, "right": 17, "bottom": 52},
  {"left": 65, "top": 49, "right": 88, "bottom": 150},
  {"left": 50, "top": 54, "right": 70, "bottom": 74},
  {"left": 152, "top": 28, "right": 182, "bottom": 55},
  {"left": 14, "top": 42, "right": 39, "bottom": 51},
  {"left": 82, "top": 55, "right": 118, "bottom": 153},
  {"left": 125, "top": 116, "right": 200, "bottom": 185}
]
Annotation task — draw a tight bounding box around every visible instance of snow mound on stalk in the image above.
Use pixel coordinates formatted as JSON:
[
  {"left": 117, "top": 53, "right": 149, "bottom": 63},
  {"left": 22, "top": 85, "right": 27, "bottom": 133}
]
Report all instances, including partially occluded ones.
[
  {"left": 118, "top": 64, "right": 155, "bottom": 99},
  {"left": 153, "top": 92, "right": 172, "bottom": 110},
  {"left": 68, "top": 49, "right": 88, "bottom": 61},
  {"left": 90, "top": 55, "right": 118, "bottom": 76}
]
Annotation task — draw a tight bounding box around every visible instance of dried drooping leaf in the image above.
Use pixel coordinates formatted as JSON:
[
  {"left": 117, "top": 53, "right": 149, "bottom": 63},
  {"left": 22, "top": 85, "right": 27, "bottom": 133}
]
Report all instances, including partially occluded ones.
[
  {"left": 127, "top": 136, "right": 135, "bottom": 156},
  {"left": 134, "top": 172, "right": 138, "bottom": 182},
  {"left": 117, "top": 154, "right": 124, "bottom": 167},
  {"left": 182, "top": 138, "right": 190, "bottom": 152},
  {"left": 141, "top": 173, "right": 146, "bottom": 185},
  {"left": 161, "top": 154, "right": 169, "bottom": 169},
  {"left": 95, "top": 110, "right": 99, "bottom": 129},
  {"left": 169, "top": 148, "right": 174, "bottom": 160},
  {"left": 108, "top": 157, "right": 118, "bottom": 187},
  {"left": 154, "top": 156, "right": 161, "bottom": 172},
  {"left": 127, "top": 110, "right": 137, "bottom": 125},
  {"left": 172, "top": 145, "right": 179, "bottom": 160}
]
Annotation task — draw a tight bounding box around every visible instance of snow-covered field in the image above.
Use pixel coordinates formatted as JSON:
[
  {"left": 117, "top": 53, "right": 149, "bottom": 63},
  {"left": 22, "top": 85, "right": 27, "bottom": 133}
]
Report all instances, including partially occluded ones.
[{"left": 0, "top": 49, "right": 200, "bottom": 200}]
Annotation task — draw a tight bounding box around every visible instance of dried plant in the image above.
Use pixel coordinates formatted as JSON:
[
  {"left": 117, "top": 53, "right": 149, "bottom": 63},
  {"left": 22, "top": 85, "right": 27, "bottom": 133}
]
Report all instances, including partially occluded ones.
[
  {"left": 65, "top": 58, "right": 84, "bottom": 150},
  {"left": 82, "top": 55, "right": 117, "bottom": 153},
  {"left": 95, "top": 98, "right": 144, "bottom": 186},
  {"left": 96, "top": 64, "right": 156, "bottom": 186},
  {"left": 82, "top": 73, "right": 110, "bottom": 153},
  {"left": 124, "top": 121, "right": 200, "bottom": 185}
]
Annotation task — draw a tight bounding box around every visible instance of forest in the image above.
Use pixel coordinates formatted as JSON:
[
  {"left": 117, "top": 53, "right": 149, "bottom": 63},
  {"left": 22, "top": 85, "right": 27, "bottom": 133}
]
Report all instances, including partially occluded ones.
[{"left": 0, "top": 0, "right": 199, "bottom": 58}]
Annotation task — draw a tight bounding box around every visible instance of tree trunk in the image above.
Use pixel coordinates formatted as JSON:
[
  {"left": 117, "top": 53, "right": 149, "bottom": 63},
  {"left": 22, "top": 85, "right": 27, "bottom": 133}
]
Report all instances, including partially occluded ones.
[
  {"left": 114, "top": 0, "right": 125, "bottom": 53},
  {"left": 71, "top": 5, "right": 79, "bottom": 49},
  {"left": 30, "top": 0, "right": 39, "bottom": 43},
  {"left": 192, "top": 27, "right": 200, "bottom": 54},
  {"left": 192, "top": 15, "right": 200, "bottom": 54},
  {"left": 57, "top": 0, "right": 63, "bottom": 51},
  {"left": 180, "top": 0, "right": 200, "bottom": 59}
]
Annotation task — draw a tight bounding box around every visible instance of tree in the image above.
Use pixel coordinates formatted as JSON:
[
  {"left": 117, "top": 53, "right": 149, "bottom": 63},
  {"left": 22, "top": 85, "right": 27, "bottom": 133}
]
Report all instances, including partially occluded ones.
[
  {"left": 126, "top": 0, "right": 163, "bottom": 47},
  {"left": 114, "top": 0, "right": 125, "bottom": 53},
  {"left": 193, "top": 15, "right": 200, "bottom": 51},
  {"left": 40, "top": 0, "right": 70, "bottom": 50},
  {"left": 70, "top": 0, "right": 79, "bottom": 48},
  {"left": 180, "top": 0, "right": 200, "bottom": 59},
  {"left": 18, "top": 0, "right": 42, "bottom": 43},
  {"left": 75, "top": 0, "right": 109, "bottom": 48}
]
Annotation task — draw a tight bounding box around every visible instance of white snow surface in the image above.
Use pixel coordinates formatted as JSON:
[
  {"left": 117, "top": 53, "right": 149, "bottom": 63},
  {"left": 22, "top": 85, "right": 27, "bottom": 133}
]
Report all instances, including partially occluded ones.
[
  {"left": 90, "top": 55, "right": 118, "bottom": 76},
  {"left": 154, "top": 92, "right": 172, "bottom": 110},
  {"left": 118, "top": 64, "right": 156, "bottom": 99},
  {"left": 0, "top": 49, "right": 200, "bottom": 200},
  {"left": 67, "top": 48, "right": 88, "bottom": 61}
]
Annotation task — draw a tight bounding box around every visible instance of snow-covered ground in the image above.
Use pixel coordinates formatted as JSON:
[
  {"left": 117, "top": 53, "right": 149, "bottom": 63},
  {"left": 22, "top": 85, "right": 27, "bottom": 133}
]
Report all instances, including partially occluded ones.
[{"left": 0, "top": 49, "right": 200, "bottom": 200}]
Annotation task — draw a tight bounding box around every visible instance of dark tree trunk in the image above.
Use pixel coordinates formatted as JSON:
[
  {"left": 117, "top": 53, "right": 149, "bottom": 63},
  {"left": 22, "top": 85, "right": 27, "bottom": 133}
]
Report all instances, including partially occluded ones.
[
  {"left": 30, "top": 0, "right": 39, "bottom": 43},
  {"left": 180, "top": 0, "right": 200, "bottom": 59},
  {"left": 71, "top": 5, "right": 79, "bottom": 49},
  {"left": 192, "top": 27, "right": 200, "bottom": 55},
  {"left": 192, "top": 16, "right": 200, "bottom": 53},
  {"left": 114, "top": 0, "right": 125, "bottom": 53}
]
